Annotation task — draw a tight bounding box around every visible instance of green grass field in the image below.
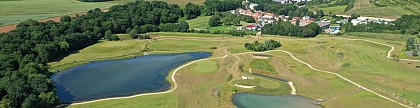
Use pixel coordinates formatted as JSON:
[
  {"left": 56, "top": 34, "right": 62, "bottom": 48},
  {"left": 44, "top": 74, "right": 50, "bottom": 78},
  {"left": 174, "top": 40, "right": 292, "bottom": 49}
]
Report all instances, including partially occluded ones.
[
  {"left": 0, "top": 0, "right": 135, "bottom": 26},
  {"left": 49, "top": 39, "right": 150, "bottom": 70},
  {"left": 186, "top": 16, "right": 211, "bottom": 29},
  {"left": 275, "top": 37, "right": 420, "bottom": 104},
  {"left": 53, "top": 32, "right": 420, "bottom": 108},
  {"left": 69, "top": 93, "right": 178, "bottom": 108},
  {"left": 190, "top": 60, "right": 218, "bottom": 74},
  {"left": 249, "top": 59, "right": 277, "bottom": 74}
]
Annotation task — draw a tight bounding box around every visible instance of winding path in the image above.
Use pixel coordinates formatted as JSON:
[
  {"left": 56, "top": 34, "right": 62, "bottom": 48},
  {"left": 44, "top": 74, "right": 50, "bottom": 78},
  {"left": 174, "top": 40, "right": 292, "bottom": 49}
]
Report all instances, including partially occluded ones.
[{"left": 70, "top": 37, "right": 418, "bottom": 108}]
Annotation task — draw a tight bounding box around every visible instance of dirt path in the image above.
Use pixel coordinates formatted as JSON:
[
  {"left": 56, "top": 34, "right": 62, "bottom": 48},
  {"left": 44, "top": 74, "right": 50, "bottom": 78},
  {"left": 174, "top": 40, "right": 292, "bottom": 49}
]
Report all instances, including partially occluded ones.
[{"left": 0, "top": 9, "right": 108, "bottom": 33}]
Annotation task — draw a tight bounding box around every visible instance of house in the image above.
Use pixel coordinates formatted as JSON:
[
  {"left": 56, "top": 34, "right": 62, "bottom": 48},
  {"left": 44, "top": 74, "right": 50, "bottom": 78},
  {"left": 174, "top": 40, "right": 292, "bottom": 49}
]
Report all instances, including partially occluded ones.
[
  {"left": 351, "top": 19, "right": 367, "bottom": 26},
  {"left": 325, "top": 25, "right": 340, "bottom": 34},
  {"left": 316, "top": 21, "right": 331, "bottom": 29},
  {"left": 291, "top": 19, "right": 314, "bottom": 27},
  {"left": 258, "top": 15, "right": 277, "bottom": 24},
  {"left": 246, "top": 24, "right": 258, "bottom": 30},
  {"left": 273, "top": 0, "right": 312, "bottom": 4}
]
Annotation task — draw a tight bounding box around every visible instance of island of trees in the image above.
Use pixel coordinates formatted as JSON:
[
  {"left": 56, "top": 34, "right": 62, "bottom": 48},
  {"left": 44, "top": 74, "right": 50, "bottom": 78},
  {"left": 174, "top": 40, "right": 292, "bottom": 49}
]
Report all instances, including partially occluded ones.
[{"left": 245, "top": 40, "right": 282, "bottom": 52}]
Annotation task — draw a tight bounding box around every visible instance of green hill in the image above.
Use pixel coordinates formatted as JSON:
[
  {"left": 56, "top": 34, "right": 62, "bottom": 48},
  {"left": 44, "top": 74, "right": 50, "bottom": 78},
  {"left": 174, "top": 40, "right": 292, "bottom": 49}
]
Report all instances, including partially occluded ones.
[{"left": 309, "top": 0, "right": 420, "bottom": 18}]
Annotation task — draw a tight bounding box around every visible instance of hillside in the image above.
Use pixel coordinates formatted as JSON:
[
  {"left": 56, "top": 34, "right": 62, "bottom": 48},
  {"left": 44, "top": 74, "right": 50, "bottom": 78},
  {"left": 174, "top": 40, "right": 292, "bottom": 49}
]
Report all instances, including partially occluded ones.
[{"left": 310, "top": 0, "right": 420, "bottom": 18}]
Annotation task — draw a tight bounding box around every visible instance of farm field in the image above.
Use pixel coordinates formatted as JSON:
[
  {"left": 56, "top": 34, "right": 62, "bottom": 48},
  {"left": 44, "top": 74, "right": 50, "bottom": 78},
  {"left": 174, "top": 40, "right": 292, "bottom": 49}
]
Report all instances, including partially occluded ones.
[
  {"left": 311, "top": 0, "right": 420, "bottom": 18},
  {"left": 0, "top": 0, "right": 132, "bottom": 26},
  {"left": 0, "top": 0, "right": 205, "bottom": 27},
  {"left": 62, "top": 33, "right": 420, "bottom": 108}
]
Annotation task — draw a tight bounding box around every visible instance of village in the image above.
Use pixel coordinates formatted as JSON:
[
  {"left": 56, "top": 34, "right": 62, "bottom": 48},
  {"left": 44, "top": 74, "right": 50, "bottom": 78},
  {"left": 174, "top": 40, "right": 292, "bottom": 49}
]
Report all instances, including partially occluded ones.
[{"left": 231, "top": 0, "right": 395, "bottom": 35}]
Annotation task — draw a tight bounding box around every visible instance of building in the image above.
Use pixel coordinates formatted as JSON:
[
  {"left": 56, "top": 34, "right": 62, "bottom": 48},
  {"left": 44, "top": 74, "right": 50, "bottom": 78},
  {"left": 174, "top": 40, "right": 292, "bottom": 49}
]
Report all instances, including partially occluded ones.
[
  {"left": 290, "top": 17, "right": 314, "bottom": 27},
  {"left": 349, "top": 16, "right": 395, "bottom": 26},
  {"left": 316, "top": 20, "right": 331, "bottom": 29},
  {"left": 245, "top": 24, "right": 258, "bottom": 30},
  {"left": 351, "top": 19, "right": 368, "bottom": 26},
  {"left": 325, "top": 25, "right": 340, "bottom": 34},
  {"left": 273, "top": 0, "right": 312, "bottom": 4}
]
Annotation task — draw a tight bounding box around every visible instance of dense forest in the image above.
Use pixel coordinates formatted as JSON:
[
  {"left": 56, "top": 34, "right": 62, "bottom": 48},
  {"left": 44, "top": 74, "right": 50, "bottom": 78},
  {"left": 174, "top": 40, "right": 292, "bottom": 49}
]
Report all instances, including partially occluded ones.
[
  {"left": 262, "top": 21, "right": 322, "bottom": 38},
  {"left": 208, "top": 13, "right": 255, "bottom": 27},
  {"left": 0, "top": 0, "right": 193, "bottom": 107}
]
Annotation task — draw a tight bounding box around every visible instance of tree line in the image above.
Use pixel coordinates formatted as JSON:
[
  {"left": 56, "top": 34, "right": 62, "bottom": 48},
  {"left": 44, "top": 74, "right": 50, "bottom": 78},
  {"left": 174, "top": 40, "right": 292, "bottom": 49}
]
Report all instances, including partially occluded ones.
[
  {"left": 254, "top": 3, "right": 325, "bottom": 18},
  {"left": 262, "top": 20, "right": 322, "bottom": 37},
  {"left": 209, "top": 13, "right": 255, "bottom": 27},
  {"left": 0, "top": 0, "right": 193, "bottom": 107},
  {"left": 245, "top": 40, "right": 282, "bottom": 52},
  {"left": 406, "top": 37, "right": 419, "bottom": 57},
  {"left": 182, "top": 0, "right": 244, "bottom": 20}
]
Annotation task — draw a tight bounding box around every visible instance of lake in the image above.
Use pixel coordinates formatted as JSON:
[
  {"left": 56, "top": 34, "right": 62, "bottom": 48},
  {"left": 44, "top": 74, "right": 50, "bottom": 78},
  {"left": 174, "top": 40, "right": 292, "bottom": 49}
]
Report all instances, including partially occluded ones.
[
  {"left": 51, "top": 52, "right": 211, "bottom": 103},
  {"left": 233, "top": 93, "right": 322, "bottom": 108}
]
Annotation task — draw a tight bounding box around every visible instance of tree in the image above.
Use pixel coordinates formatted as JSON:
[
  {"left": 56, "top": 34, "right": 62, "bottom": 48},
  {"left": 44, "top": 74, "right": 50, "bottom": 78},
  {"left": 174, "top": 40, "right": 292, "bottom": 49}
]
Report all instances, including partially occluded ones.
[
  {"left": 22, "top": 94, "right": 40, "bottom": 108},
  {"left": 406, "top": 37, "right": 416, "bottom": 50},
  {"left": 302, "top": 27, "right": 317, "bottom": 37},
  {"left": 38, "top": 92, "right": 58, "bottom": 108},
  {"left": 413, "top": 48, "right": 419, "bottom": 56},
  {"left": 105, "top": 30, "right": 113, "bottom": 40},
  {"left": 178, "top": 21, "right": 189, "bottom": 32},
  {"left": 244, "top": 40, "right": 282, "bottom": 52},
  {"left": 306, "top": 23, "right": 322, "bottom": 34},
  {"left": 129, "top": 29, "right": 138, "bottom": 39},
  {"left": 184, "top": 3, "right": 201, "bottom": 19},
  {"left": 209, "top": 16, "right": 221, "bottom": 27}
]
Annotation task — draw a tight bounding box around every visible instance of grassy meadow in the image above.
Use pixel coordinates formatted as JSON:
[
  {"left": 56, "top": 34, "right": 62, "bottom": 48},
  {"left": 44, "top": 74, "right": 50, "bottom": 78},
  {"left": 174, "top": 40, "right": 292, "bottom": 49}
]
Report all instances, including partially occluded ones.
[
  {"left": 274, "top": 37, "right": 420, "bottom": 104},
  {"left": 49, "top": 39, "right": 150, "bottom": 70},
  {"left": 0, "top": 0, "right": 205, "bottom": 26},
  {"left": 310, "top": 0, "right": 420, "bottom": 18},
  {"left": 49, "top": 32, "right": 420, "bottom": 108}
]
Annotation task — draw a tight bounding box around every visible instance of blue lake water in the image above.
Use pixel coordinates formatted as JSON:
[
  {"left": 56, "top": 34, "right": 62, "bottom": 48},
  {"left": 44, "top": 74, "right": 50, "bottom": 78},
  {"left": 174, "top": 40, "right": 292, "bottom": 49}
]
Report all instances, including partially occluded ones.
[
  {"left": 233, "top": 93, "right": 322, "bottom": 108},
  {"left": 51, "top": 52, "right": 211, "bottom": 103}
]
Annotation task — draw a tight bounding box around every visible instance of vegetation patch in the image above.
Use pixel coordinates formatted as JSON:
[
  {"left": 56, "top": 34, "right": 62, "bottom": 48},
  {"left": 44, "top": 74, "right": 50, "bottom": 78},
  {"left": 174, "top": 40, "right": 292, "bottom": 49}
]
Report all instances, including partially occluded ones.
[
  {"left": 245, "top": 39, "right": 282, "bottom": 52},
  {"left": 250, "top": 59, "right": 277, "bottom": 74},
  {"left": 191, "top": 60, "right": 218, "bottom": 73}
]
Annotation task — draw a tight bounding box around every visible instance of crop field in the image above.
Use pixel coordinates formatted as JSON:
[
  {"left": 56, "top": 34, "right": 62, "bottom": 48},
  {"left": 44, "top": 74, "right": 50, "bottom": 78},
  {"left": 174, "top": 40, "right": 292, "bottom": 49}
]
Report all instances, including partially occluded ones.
[
  {"left": 311, "top": 0, "right": 420, "bottom": 18},
  {"left": 0, "top": 0, "right": 134, "bottom": 26}
]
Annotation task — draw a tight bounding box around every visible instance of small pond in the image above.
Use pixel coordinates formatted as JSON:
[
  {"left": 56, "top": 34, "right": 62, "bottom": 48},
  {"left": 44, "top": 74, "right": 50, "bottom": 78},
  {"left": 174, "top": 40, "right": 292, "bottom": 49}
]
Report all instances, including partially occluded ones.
[
  {"left": 51, "top": 52, "right": 211, "bottom": 103},
  {"left": 233, "top": 93, "right": 322, "bottom": 108}
]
